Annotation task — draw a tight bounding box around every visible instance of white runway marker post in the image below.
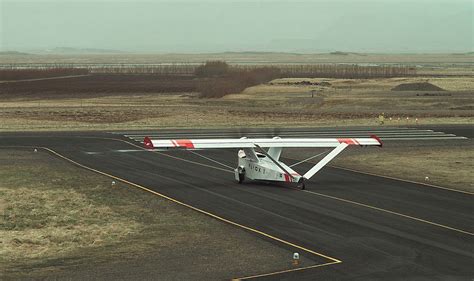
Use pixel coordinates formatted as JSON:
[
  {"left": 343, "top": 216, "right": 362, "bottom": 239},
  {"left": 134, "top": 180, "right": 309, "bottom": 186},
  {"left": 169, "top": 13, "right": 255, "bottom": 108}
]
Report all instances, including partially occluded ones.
[{"left": 292, "top": 252, "right": 300, "bottom": 266}]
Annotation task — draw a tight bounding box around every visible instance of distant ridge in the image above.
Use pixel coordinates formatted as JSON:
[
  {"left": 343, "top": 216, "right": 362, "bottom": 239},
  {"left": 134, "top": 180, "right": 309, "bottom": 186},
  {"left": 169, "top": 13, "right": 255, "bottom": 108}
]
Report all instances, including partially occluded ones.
[
  {"left": 452, "top": 51, "right": 474, "bottom": 55},
  {"left": 0, "top": 51, "right": 31, "bottom": 55},
  {"left": 44, "top": 47, "right": 127, "bottom": 54},
  {"left": 218, "top": 51, "right": 303, "bottom": 55}
]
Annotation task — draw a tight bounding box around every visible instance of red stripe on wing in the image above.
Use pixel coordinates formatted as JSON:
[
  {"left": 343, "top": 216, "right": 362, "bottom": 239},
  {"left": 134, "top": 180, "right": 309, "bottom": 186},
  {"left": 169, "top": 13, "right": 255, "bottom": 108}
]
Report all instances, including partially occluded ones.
[
  {"left": 175, "top": 139, "right": 195, "bottom": 149},
  {"left": 144, "top": 137, "right": 154, "bottom": 149},
  {"left": 370, "top": 135, "right": 383, "bottom": 147},
  {"left": 337, "top": 138, "right": 357, "bottom": 145}
]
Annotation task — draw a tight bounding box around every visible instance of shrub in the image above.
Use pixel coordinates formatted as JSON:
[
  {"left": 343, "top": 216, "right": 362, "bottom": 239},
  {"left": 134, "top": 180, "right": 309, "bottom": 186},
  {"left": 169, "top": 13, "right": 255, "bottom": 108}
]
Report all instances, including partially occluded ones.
[
  {"left": 198, "top": 65, "right": 281, "bottom": 98},
  {"left": 195, "top": 61, "right": 229, "bottom": 77}
]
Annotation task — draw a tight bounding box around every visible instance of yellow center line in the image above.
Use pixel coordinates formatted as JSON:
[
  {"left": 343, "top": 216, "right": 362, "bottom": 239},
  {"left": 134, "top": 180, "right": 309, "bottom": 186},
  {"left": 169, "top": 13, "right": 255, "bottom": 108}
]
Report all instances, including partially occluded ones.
[
  {"left": 234, "top": 260, "right": 341, "bottom": 280},
  {"left": 13, "top": 144, "right": 341, "bottom": 279}
]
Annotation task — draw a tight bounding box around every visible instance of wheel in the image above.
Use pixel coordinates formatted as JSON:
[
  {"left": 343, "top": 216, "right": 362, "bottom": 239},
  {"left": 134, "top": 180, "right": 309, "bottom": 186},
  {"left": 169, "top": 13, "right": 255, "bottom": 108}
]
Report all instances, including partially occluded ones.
[
  {"left": 238, "top": 169, "right": 245, "bottom": 184},
  {"left": 297, "top": 178, "right": 306, "bottom": 190}
]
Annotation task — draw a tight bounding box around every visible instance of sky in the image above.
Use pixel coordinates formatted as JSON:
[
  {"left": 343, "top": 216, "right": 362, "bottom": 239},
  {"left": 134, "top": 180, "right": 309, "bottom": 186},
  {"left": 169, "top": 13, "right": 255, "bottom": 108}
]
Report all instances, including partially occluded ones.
[{"left": 1, "top": 0, "right": 472, "bottom": 53}]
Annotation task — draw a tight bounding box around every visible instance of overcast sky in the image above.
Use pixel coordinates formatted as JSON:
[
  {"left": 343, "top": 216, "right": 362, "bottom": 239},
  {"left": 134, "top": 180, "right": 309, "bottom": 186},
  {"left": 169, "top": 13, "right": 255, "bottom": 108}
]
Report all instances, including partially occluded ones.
[{"left": 1, "top": 0, "right": 472, "bottom": 53}]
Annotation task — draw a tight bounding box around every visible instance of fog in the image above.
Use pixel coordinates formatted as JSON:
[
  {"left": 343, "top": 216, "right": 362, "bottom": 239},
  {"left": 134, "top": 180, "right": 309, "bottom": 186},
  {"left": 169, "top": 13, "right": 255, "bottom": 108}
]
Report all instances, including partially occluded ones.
[{"left": 1, "top": 0, "right": 472, "bottom": 53}]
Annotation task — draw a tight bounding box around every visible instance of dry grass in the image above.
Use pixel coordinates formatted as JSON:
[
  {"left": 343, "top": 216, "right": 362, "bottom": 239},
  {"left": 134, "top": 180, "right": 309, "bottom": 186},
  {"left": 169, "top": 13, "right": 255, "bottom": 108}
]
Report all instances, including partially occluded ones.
[
  {"left": 0, "top": 75, "right": 472, "bottom": 131},
  {"left": 229, "top": 76, "right": 474, "bottom": 115},
  {"left": 0, "top": 149, "right": 142, "bottom": 267},
  {"left": 332, "top": 146, "right": 474, "bottom": 192},
  {"left": 0, "top": 104, "right": 471, "bottom": 132},
  {"left": 0, "top": 149, "right": 309, "bottom": 279},
  {"left": 249, "top": 76, "right": 474, "bottom": 93},
  {"left": 1, "top": 187, "right": 140, "bottom": 261}
]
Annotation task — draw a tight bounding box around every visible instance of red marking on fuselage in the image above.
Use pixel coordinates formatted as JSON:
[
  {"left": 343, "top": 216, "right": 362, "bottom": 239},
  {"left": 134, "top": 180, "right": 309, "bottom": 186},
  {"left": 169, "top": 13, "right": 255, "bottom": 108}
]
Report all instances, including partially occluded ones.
[
  {"left": 175, "top": 139, "right": 195, "bottom": 149},
  {"left": 284, "top": 174, "right": 291, "bottom": 182}
]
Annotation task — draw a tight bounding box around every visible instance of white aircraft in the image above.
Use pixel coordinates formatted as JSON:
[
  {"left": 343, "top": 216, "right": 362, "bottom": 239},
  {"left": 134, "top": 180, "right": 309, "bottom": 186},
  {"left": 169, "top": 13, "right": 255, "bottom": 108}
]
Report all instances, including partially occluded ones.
[{"left": 143, "top": 135, "right": 382, "bottom": 189}]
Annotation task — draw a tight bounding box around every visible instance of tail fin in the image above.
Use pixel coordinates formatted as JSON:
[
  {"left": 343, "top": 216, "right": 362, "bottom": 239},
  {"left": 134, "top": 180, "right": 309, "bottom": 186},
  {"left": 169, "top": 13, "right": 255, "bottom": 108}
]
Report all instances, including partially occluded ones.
[{"left": 267, "top": 136, "right": 282, "bottom": 160}]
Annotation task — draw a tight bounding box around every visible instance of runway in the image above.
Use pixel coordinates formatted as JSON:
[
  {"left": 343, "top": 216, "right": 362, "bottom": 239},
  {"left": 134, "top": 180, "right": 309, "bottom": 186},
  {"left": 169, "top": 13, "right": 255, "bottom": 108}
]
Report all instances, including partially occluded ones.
[{"left": 1, "top": 126, "right": 472, "bottom": 280}]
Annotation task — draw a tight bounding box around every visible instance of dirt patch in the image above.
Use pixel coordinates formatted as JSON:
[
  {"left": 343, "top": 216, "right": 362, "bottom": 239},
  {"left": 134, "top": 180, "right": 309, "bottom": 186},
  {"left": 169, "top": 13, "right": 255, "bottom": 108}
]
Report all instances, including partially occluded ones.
[
  {"left": 270, "top": 80, "right": 332, "bottom": 86},
  {"left": 0, "top": 108, "right": 163, "bottom": 123},
  {"left": 392, "top": 82, "right": 445, "bottom": 91},
  {"left": 0, "top": 68, "right": 89, "bottom": 81},
  {"left": 0, "top": 74, "right": 197, "bottom": 99}
]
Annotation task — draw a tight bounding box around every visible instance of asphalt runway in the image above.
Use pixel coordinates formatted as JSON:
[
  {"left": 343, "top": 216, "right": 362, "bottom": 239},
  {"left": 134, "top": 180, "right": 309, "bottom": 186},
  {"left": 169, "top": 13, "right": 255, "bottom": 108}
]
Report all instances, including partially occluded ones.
[{"left": 1, "top": 126, "right": 472, "bottom": 280}]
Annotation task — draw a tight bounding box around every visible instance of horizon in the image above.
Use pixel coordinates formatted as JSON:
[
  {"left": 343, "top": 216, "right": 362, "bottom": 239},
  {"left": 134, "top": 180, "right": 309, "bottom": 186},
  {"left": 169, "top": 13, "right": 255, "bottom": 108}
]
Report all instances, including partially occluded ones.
[{"left": 2, "top": 49, "right": 474, "bottom": 55}]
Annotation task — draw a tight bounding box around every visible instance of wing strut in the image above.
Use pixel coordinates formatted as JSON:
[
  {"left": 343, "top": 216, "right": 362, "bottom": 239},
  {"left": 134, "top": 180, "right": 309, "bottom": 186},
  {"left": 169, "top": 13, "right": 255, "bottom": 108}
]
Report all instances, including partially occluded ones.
[
  {"left": 289, "top": 149, "right": 331, "bottom": 168},
  {"left": 254, "top": 144, "right": 295, "bottom": 181},
  {"left": 303, "top": 142, "right": 349, "bottom": 180}
]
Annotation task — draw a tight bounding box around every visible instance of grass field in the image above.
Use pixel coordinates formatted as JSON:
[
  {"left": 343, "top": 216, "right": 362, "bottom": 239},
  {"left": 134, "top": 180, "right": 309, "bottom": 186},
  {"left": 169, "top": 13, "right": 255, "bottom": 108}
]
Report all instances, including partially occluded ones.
[
  {"left": 0, "top": 75, "right": 472, "bottom": 131},
  {"left": 0, "top": 149, "right": 310, "bottom": 279},
  {"left": 332, "top": 145, "right": 474, "bottom": 193}
]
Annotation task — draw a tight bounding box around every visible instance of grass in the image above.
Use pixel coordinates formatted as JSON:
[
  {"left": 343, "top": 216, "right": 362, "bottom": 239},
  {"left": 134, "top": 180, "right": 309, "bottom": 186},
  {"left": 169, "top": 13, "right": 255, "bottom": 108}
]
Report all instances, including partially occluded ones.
[
  {"left": 0, "top": 75, "right": 472, "bottom": 132},
  {"left": 0, "top": 149, "right": 310, "bottom": 279},
  {"left": 332, "top": 145, "right": 474, "bottom": 192}
]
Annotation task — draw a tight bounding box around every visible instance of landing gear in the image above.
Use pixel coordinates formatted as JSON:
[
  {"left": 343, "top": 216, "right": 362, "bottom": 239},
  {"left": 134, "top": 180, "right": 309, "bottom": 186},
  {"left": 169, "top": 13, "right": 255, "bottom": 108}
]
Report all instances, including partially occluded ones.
[
  {"left": 235, "top": 167, "right": 246, "bottom": 184},
  {"left": 238, "top": 170, "right": 245, "bottom": 183},
  {"left": 297, "top": 178, "right": 306, "bottom": 190}
]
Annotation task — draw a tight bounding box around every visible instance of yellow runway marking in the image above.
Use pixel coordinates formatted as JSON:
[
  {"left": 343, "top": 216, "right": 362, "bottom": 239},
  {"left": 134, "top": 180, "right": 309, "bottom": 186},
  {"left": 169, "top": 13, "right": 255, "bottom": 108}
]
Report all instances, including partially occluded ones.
[
  {"left": 5, "top": 136, "right": 471, "bottom": 278},
  {"left": 234, "top": 260, "right": 340, "bottom": 280},
  {"left": 302, "top": 189, "right": 473, "bottom": 236},
  {"left": 18, "top": 145, "right": 342, "bottom": 279}
]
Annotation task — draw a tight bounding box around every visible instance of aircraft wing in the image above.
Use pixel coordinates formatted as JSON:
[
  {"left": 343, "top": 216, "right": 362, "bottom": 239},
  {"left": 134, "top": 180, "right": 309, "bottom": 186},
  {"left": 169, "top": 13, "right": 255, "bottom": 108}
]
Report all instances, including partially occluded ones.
[{"left": 144, "top": 136, "right": 382, "bottom": 149}]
